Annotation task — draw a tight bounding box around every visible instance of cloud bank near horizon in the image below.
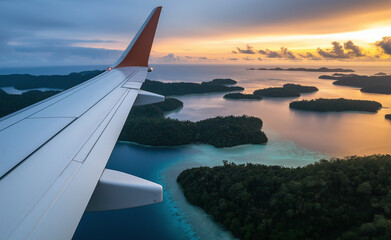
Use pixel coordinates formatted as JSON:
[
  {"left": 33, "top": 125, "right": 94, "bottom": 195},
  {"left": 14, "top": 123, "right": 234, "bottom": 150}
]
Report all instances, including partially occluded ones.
[{"left": 1, "top": 0, "right": 391, "bottom": 66}]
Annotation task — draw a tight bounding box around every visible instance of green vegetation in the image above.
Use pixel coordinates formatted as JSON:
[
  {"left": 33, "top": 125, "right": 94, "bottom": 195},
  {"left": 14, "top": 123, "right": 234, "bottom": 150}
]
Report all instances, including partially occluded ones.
[
  {"left": 253, "top": 87, "right": 300, "bottom": 98},
  {"left": 140, "top": 79, "right": 244, "bottom": 96},
  {"left": 0, "top": 89, "right": 60, "bottom": 118},
  {"left": 223, "top": 93, "right": 263, "bottom": 100},
  {"left": 361, "top": 85, "right": 391, "bottom": 94},
  {"left": 290, "top": 98, "right": 382, "bottom": 112},
  {"left": 210, "top": 78, "right": 237, "bottom": 85},
  {"left": 333, "top": 75, "right": 391, "bottom": 88},
  {"left": 319, "top": 74, "right": 391, "bottom": 94},
  {"left": 177, "top": 155, "right": 391, "bottom": 240},
  {"left": 0, "top": 70, "right": 103, "bottom": 90},
  {"left": 119, "top": 99, "right": 267, "bottom": 147},
  {"left": 248, "top": 67, "right": 354, "bottom": 72},
  {"left": 386, "top": 114, "right": 391, "bottom": 120},
  {"left": 226, "top": 84, "right": 317, "bottom": 100},
  {"left": 282, "top": 83, "right": 319, "bottom": 93}
]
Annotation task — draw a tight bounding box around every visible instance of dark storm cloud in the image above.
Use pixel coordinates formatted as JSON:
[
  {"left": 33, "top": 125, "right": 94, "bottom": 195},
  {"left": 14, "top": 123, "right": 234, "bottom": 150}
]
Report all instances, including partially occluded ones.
[
  {"left": 375, "top": 36, "right": 391, "bottom": 55},
  {"left": 236, "top": 45, "right": 256, "bottom": 54},
  {"left": 317, "top": 41, "right": 365, "bottom": 59}
]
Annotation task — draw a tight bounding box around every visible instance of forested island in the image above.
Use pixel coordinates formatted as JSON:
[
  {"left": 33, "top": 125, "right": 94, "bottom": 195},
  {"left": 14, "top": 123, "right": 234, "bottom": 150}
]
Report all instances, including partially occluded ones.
[
  {"left": 177, "top": 155, "right": 391, "bottom": 240},
  {"left": 319, "top": 74, "right": 391, "bottom": 94},
  {"left": 223, "top": 83, "right": 318, "bottom": 100},
  {"left": 361, "top": 85, "right": 391, "bottom": 94},
  {"left": 0, "top": 89, "right": 60, "bottom": 118},
  {"left": 0, "top": 70, "right": 267, "bottom": 148},
  {"left": 247, "top": 67, "right": 354, "bottom": 72},
  {"left": 223, "top": 93, "right": 263, "bottom": 100},
  {"left": 140, "top": 79, "right": 243, "bottom": 96},
  {"left": 253, "top": 87, "right": 300, "bottom": 98},
  {"left": 0, "top": 70, "right": 103, "bottom": 90},
  {"left": 210, "top": 78, "right": 237, "bottom": 85},
  {"left": 282, "top": 83, "right": 319, "bottom": 93},
  {"left": 290, "top": 98, "right": 382, "bottom": 112},
  {"left": 119, "top": 98, "right": 268, "bottom": 147}
]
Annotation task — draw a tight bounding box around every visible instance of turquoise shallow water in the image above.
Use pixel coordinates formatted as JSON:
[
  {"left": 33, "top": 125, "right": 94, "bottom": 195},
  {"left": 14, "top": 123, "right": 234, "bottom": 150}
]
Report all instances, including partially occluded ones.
[{"left": 73, "top": 132, "right": 328, "bottom": 240}]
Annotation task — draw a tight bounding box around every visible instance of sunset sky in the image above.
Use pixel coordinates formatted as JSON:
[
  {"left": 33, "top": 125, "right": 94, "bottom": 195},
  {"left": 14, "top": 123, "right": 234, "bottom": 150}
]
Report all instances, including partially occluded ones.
[{"left": 1, "top": 0, "right": 391, "bottom": 66}]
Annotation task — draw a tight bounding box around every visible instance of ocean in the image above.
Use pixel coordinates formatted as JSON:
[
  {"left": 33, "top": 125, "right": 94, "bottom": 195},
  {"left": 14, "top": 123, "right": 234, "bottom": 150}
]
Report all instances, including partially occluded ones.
[{"left": 2, "top": 64, "right": 390, "bottom": 239}]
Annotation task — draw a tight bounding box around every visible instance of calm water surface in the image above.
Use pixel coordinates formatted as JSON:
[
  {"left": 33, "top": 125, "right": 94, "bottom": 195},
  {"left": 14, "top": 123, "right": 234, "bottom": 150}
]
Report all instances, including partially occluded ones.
[{"left": 3, "top": 64, "right": 389, "bottom": 239}]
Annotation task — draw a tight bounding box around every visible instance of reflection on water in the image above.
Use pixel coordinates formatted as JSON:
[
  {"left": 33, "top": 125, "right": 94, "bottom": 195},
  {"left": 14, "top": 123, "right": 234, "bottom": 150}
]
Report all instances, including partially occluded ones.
[
  {"left": 72, "top": 64, "right": 391, "bottom": 239},
  {"left": 163, "top": 65, "right": 391, "bottom": 156}
]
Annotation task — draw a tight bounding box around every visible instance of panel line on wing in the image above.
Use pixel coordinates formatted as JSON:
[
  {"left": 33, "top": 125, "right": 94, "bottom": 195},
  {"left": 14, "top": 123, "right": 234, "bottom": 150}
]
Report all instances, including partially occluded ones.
[
  {"left": 0, "top": 71, "right": 111, "bottom": 132},
  {"left": 73, "top": 89, "right": 129, "bottom": 162}
]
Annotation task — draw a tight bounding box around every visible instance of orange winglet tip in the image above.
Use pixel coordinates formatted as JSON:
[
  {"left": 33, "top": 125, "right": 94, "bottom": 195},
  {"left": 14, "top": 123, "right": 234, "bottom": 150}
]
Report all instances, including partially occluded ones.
[{"left": 113, "top": 6, "right": 162, "bottom": 68}]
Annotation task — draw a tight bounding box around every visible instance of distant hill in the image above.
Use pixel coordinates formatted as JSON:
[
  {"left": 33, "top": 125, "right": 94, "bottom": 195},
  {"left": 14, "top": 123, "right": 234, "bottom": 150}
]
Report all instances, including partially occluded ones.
[
  {"left": 319, "top": 74, "right": 391, "bottom": 94},
  {"left": 0, "top": 70, "right": 103, "bottom": 90},
  {"left": 247, "top": 67, "right": 354, "bottom": 72},
  {"left": 141, "top": 79, "right": 244, "bottom": 96}
]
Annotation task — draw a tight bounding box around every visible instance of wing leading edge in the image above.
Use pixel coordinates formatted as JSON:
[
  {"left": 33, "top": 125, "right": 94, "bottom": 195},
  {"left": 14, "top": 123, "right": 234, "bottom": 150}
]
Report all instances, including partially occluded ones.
[{"left": 0, "top": 6, "right": 164, "bottom": 240}]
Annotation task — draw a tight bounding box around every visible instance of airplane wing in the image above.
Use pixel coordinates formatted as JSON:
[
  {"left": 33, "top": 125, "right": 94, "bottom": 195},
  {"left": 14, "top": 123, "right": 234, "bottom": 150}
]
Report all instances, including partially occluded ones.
[{"left": 0, "top": 6, "right": 163, "bottom": 240}]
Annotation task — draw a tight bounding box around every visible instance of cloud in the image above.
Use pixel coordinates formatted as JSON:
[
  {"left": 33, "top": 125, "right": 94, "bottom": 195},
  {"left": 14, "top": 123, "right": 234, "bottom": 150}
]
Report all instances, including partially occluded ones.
[
  {"left": 344, "top": 40, "right": 365, "bottom": 57},
  {"left": 258, "top": 47, "right": 297, "bottom": 59},
  {"left": 299, "top": 52, "right": 321, "bottom": 60},
  {"left": 242, "top": 57, "right": 254, "bottom": 61},
  {"left": 228, "top": 57, "right": 239, "bottom": 61},
  {"left": 161, "top": 53, "right": 185, "bottom": 62},
  {"left": 236, "top": 45, "right": 255, "bottom": 54},
  {"left": 158, "top": 54, "right": 210, "bottom": 63},
  {"left": 375, "top": 36, "right": 391, "bottom": 55},
  {"left": 317, "top": 41, "right": 364, "bottom": 58},
  {"left": 232, "top": 50, "right": 238, "bottom": 54}
]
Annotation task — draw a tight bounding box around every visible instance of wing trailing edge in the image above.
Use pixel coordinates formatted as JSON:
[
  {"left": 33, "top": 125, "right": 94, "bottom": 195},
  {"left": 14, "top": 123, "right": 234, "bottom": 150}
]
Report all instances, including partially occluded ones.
[{"left": 112, "top": 6, "right": 162, "bottom": 68}]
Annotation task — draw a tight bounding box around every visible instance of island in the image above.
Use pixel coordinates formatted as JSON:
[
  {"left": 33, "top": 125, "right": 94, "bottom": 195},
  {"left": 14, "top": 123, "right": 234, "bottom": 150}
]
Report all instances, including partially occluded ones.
[
  {"left": 210, "top": 78, "right": 237, "bottom": 85},
  {"left": 253, "top": 87, "right": 301, "bottom": 98},
  {"left": 140, "top": 79, "right": 244, "bottom": 96},
  {"left": 0, "top": 70, "right": 268, "bottom": 148},
  {"left": 0, "top": 89, "right": 60, "bottom": 118},
  {"left": 223, "top": 93, "right": 263, "bottom": 100},
  {"left": 374, "top": 72, "right": 388, "bottom": 76},
  {"left": 360, "top": 85, "right": 391, "bottom": 94},
  {"left": 119, "top": 98, "right": 268, "bottom": 148},
  {"left": 177, "top": 154, "right": 391, "bottom": 240},
  {"left": 289, "top": 98, "right": 382, "bottom": 112},
  {"left": 282, "top": 83, "right": 319, "bottom": 93},
  {"left": 247, "top": 67, "right": 355, "bottom": 72},
  {"left": 319, "top": 74, "right": 391, "bottom": 94},
  {"left": 386, "top": 114, "right": 391, "bottom": 120},
  {"left": 0, "top": 70, "right": 103, "bottom": 90}
]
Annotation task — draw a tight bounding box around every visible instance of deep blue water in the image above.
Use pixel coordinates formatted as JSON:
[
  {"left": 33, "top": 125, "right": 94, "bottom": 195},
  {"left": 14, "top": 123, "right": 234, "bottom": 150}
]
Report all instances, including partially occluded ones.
[{"left": 73, "top": 143, "right": 195, "bottom": 240}]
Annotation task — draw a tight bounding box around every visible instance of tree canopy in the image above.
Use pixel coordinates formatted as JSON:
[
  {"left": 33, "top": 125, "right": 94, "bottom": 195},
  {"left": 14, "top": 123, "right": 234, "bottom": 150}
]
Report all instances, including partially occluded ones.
[
  {"left": 177, "top": 155, "right": 391, "bottom": 240},
  {"left": 290, "top": 98, "right": 382, "bottom": 112}
]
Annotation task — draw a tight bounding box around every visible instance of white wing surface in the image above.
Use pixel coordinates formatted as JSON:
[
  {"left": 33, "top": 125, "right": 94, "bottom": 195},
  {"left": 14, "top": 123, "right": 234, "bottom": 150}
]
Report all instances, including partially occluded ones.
[{"left": 0, "top": 6, "right": 163, "bottom": 240}]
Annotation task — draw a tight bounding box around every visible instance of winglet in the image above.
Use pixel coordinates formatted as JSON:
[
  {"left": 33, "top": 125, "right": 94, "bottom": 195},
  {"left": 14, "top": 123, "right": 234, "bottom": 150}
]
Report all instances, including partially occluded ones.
[{"left": 112, "top": 6, "right": 162, "bottom": 68}]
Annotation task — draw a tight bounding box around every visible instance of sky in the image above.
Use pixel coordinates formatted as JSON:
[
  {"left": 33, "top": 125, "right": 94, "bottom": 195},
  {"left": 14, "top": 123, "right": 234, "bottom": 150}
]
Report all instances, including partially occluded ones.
[{"left": 1, "top": 0, "right": 391, "bottom": 67}]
